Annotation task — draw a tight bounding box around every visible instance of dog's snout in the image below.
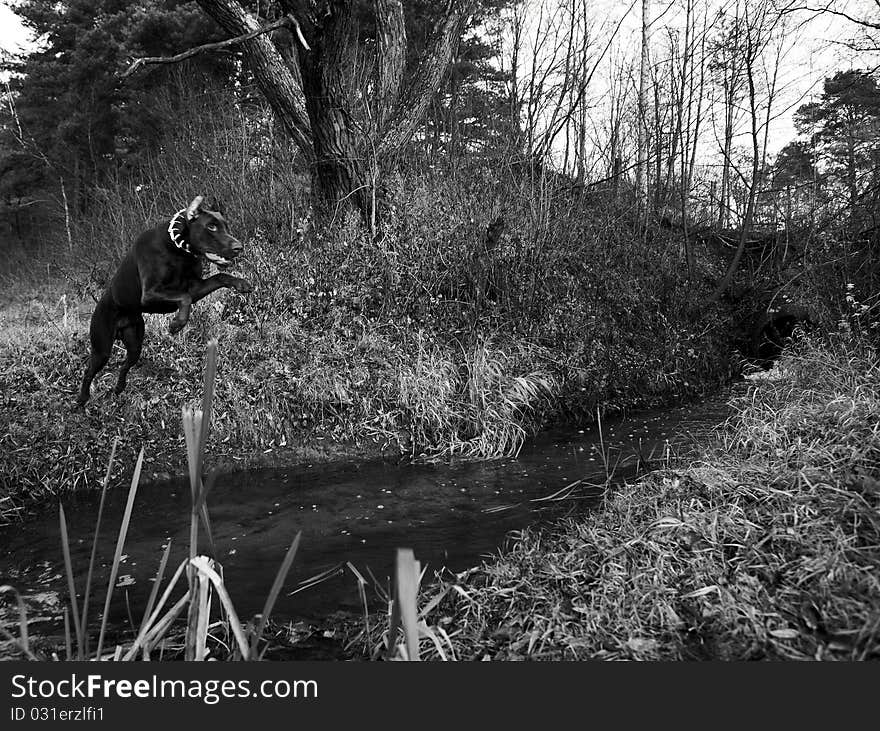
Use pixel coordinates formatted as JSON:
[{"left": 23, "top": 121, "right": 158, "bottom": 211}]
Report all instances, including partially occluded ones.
[{"left": 224, "top": 236, "right": 243, "bottom": 258}]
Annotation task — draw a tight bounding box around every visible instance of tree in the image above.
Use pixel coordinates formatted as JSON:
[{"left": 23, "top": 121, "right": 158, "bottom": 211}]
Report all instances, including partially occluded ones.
[
  {"left": 192, "top": 0, "right": 473, "bottom": 222},
  {"left": 773, "top": 139, "right": 814, "bottom": 188},
  {"left": 635, "top": 0, "right": 650, "bottom": 212},
  {"left": 708, "top": 0, "right": 788, "bottom": 303},
  {"left": 398, "top": 0, "right": 515, "bottom": 160},
  {"left": 772, "top": 139, "right": 818, "bottom": 227},
  {"left": 4, "top": 0, "right": 225, "bottom": 209},
  {"left": 794, "top": 69, "right": 880, "bottom": 221},
  {"left": 708, "top": 2, "right": 747, "bottom": 228}
]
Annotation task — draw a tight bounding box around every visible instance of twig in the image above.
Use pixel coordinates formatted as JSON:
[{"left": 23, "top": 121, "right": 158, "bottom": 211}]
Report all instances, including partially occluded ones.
[{"left": 119, "top": 14, "right": 310, "bottom": 79}]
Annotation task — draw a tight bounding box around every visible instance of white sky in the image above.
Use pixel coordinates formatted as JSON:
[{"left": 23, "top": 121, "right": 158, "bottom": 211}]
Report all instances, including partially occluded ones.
[{"left": 0, "top": 2, "right": 33, "bottom": 57}]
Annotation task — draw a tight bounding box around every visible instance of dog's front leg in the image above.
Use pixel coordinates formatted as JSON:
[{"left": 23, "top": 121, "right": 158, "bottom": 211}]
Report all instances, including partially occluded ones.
[
  {"left": 169, "top": 293, "right": 193, "bottom": 334},
  {"left": 190, "top": 273, "right": 253, "bottom": 303}
]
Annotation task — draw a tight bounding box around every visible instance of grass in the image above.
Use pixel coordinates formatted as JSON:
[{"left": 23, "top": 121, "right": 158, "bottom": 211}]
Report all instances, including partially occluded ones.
[{"left": 362, "top": 333, "right": 880, "bottom": 660}]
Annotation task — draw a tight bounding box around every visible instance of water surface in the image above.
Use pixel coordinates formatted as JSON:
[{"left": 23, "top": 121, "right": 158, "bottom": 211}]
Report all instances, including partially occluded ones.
[{"left": 0, "top": 393, "right": 732, "bottom": 630}]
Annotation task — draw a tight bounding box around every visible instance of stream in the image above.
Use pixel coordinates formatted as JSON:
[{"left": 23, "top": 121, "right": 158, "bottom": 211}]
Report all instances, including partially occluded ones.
[{"left": 0, "top": 390, "right": 735, "bottom": 640}]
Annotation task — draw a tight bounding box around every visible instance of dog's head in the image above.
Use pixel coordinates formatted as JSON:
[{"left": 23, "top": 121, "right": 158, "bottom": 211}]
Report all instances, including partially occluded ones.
[{"left": 184, "top": 196, "right": 243, "bottom": 268}]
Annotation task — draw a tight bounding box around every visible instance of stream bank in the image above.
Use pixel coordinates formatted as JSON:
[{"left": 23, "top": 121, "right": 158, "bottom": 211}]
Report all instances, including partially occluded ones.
[{"left": 367, "top": 336, "right": 880, "bottom": 661}]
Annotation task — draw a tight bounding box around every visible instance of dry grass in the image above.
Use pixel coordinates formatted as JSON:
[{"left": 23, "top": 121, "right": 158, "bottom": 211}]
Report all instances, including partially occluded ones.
[{"left": 386, "top": 334, "right": 880, "bottom": 660}]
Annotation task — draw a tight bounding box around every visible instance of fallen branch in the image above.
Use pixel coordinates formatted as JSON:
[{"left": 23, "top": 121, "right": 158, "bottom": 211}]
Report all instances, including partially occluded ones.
[{"left": 119, "top": 14, "right": 309, "bottom": 79}]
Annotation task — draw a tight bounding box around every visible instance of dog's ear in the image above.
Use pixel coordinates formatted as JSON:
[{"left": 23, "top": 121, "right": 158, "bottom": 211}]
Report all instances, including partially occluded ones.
[
  {"left": 204, "top": 198, "right": 225, "bottom": 216},
  {"left": 186, "top": 195, "right": 204, "bottom": 220}
]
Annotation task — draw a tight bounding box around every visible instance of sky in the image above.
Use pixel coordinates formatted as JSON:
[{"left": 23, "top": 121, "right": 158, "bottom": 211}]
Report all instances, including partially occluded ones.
[
  {"left": 0, "top": 2, "right": 32, "bottom": 58},
  {"left": 559, "top": 0, "right": 868, "bottom": 156}
]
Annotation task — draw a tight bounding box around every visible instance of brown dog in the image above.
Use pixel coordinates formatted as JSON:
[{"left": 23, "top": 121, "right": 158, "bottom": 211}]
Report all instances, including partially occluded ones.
[{"left": 75, "top": 196, "right": 252, "bottom": 407}]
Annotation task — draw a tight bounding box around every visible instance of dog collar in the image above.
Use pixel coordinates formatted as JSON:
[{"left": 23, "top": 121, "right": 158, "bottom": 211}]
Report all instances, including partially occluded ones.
[{"left": 168, "top": 209, "right": 192, "bottom": 254}]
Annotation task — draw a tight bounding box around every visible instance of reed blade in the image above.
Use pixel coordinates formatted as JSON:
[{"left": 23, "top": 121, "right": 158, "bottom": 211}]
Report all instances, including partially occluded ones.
[
  {"left": 139, "top": 539, "right": 172, "bottom": 635},
  {"left": 196, "top": 472, "right": 217, "bottom": 557},
  {"left": 58, "top": 505, "right": 82, "bottom": 657},
  {"left": 182, "top": 408, "right": 201, "bottom": 560},
  {"left": 122, "top": 558, "right": 189, "bottom": 661},
  {"left": 81, "top": 435, "right": 119, "bottom": 659},
  {"left": 189, "top": 556, "right": 249, "bottom": 660},
  {"left": 197, "top": 339, "right": 218, "bottom": 481},
  {"left": 96, "top": 447, "right": 144, "bottom": 660},
  {"left": 142, "top": 591, "right": 190, "bottom": 653},
  {"left": 250, "top": 531, "right": 301, "bottom": 658},
  {"left": 395, "top": 548, "right": 421, "bottom": 661},
  {"left": 63, "top": 606, "right": 71, "bottom": 661},
  {"left": 188, "top": 565, "right": 212, "bottom": 661}
]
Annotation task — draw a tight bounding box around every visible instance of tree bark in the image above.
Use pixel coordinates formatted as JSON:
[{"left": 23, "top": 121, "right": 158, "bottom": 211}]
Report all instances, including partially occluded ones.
[
  {"left": 194, "top": 0, "right": 472, "bottom": 218},
  {"left": 296, "top": 2, "right": 367, "bottom": 213},
  {"left": 375, "top": 0, "right": 406, "bottom": 128},
  {"left": 380, "top": 2, "right": 471, "bottom": 155},
  {"left": 197, "top": 0, "right": 313, "bottom": 160}
]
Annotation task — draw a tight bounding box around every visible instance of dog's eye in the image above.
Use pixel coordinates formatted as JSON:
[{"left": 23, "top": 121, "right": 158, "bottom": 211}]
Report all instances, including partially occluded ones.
[{"left": 207, "top": 223, "right": 218, "bottom": 231}]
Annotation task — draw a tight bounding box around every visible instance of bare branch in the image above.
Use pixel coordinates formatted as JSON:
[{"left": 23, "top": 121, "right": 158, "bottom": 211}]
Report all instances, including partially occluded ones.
[
  {"left": 120, "top": 14, "right": 309, "bottom": 79},
  {"left": 786, "top": 2, "right": 880, "bottom": 30}
]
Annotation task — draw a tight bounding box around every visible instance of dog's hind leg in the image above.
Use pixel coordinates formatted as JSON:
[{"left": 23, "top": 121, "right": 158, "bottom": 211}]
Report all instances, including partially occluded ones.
[
  {"left": 76, "top": 327, "right": 113, "bottom": 408},
  {"left": 75, "top": 296, "right": 115, "bottom": 408},
  {"left": 114, "top": 315, "right": 145, "bottom": 396}
]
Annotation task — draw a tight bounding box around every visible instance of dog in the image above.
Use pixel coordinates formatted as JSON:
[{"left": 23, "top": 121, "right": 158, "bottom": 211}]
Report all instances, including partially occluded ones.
[{"left": 75, "top": 195, "right": 252, "bottom": 408}]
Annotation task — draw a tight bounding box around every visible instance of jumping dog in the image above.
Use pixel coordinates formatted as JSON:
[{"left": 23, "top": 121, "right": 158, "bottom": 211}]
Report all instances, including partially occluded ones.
[{"left": 75, "top": 196, "right": 252, "bottom": 407}]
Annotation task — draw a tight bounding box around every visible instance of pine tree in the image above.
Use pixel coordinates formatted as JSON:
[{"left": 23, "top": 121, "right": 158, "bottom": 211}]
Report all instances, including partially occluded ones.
[
  {"left": 3, "top": 0, "right": 224, "bottom": 208},
  {"left": 795, "top": 69, "right": 880, "bottom": 221}
]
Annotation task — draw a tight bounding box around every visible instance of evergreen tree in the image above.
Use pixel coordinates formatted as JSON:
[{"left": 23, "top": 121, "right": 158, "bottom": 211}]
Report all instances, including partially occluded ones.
[
  {"left": 3, "top": 0, "right": 224, "bottom": 207},
  {"left": 795, "top": 69, "right": 880, "bottom": 220}
]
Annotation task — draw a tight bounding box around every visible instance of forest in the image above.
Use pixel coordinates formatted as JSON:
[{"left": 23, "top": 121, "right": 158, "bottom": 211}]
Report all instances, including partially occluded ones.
[{"left": 0, "top": 0, "right": 878, "bottom": 663}]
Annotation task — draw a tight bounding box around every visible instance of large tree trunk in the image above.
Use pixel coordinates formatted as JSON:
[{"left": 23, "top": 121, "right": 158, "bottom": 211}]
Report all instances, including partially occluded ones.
[
  {"left": 297, "top": 2, "right": 367, "bottom": 214},
  {"left": 196, "top": 0, "right": 472, "bottom": 220}
]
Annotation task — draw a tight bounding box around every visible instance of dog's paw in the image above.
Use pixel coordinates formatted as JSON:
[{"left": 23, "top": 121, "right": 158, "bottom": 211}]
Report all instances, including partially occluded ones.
[
  {"left": 169, "top": 317, "right": 186, "bottom": 335},
  {"left": 234, "top": 278, "right": 253, "bottom": 294}
]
